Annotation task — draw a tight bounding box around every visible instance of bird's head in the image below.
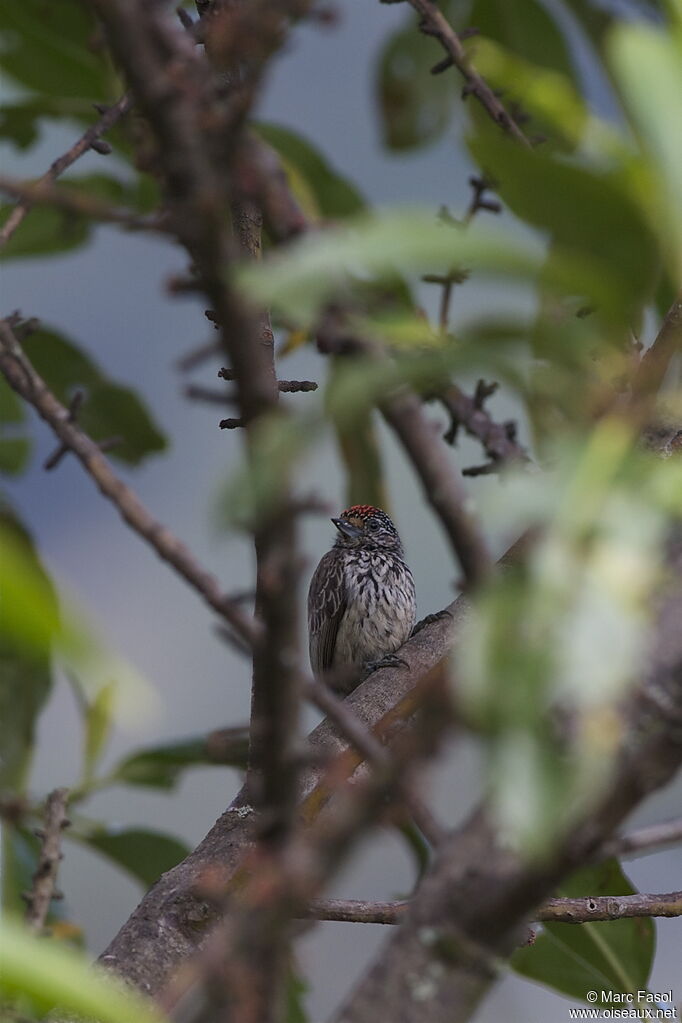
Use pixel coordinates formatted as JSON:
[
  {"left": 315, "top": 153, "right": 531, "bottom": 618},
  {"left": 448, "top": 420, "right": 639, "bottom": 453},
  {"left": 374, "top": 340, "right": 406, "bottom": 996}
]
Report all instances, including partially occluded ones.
[{"left": 331, "top": 505, "right": 403, "bottom": 553}]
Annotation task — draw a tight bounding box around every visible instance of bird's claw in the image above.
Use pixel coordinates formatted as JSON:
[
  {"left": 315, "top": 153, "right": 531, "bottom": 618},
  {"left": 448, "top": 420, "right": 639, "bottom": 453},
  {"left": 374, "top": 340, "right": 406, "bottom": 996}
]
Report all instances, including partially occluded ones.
[
  {"left": 361, "top": 653, "right": 409, "bottom": 680},
  {"left": 410, "top": 608, "right": 453, "bottom": 637}
]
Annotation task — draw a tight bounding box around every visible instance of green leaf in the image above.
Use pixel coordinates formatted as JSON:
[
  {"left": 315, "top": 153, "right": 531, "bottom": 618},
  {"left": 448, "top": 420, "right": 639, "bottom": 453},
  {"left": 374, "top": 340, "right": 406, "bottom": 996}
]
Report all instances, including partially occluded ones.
[
  {"left": 377, "top": 12, "right": 456, "bottom": 151},
  {"left": 0, "top": 173, "right": 160, "bottom": 262},
  {"left": 0, "top": 97, "right": 102, "bottom": 150},
  {"left": 83, "top": 681, "right": 117, "bottom": 783},
  {"left": 512, "top": 860, "right": 655, "bottom": 1004},
  {"left": 0, "top": 0, "right": 112, "bottom": 101},
  {"left": 0, "top": 436, "right": 31, "bottom": 474},
  {"left": 79, "top": 827, "right": 190, "bottom": 887},
  {"left": 22, "top": 327, "right": 167, "bottom": 466},
  {"left": 287, "top": 968, "right": 310, "bottom": 1023},
  {"left": 0, "top": 202, "right": 90, "bottom": 261},
  {"left": 114, "top": 733, "right": 249, "bottom": 789},
  {"left": 237, "top": 209, "right": 626, "bottom": 328},
  {"left": 467, "top": 128, "right": 659, "bottom": 324},
  {"left": 470, "top": 0, "right": 577, "bottom": 80},
  {"left": 608, "top": 20, "right": 682, "bottom": 276},
  {"left": 0, "top": 915, "right": 167, "bottom": 1023},
  {"left": 0, "top": 507, "right": 56, "bottom": 793},
  {"left": 0, "top": 377, "right": 32, "bottom": 474},
  {"left": 255, "top": 123, "right": 365, "bottom": 218}
]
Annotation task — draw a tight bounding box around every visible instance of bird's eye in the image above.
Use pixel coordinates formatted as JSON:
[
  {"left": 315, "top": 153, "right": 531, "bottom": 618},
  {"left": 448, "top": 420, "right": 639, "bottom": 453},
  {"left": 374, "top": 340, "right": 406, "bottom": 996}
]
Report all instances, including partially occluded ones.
[{"left": 367, "top": 519, "right": 379, "bottom": 530}]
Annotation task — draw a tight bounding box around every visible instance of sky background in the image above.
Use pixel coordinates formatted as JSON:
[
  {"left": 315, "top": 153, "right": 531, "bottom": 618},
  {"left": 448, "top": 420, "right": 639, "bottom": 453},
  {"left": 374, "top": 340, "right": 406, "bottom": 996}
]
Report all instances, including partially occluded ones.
[{"left": 2, "top": 2, "right": 680, "bottom": 1020}]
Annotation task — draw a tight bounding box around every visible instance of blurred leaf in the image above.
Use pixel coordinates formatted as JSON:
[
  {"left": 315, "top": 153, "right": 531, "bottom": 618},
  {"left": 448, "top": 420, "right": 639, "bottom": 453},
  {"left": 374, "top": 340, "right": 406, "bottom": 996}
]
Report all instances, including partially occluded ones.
[
  {"left": 23, "top": 327, "right": 166, "bottom": 465},
  {"left": 455, "top": 424, "right": 667, "bottom": 850},
  {"left": 0, "top": 0, "right": 112, "bottom": 100},
  {"left": 470, "top": 0, "right": 576, "bottom": 80},
  {"left": 512, "top": 860, "right": 654, "bottom": 1004},
  {"left": 80, "top": 827, "right": 190, "bottom": 887},
  {"left": 467, "top": 127, "right": 659, "bottom": 324},
  {"left": 287, "top": 968, "right": 310, "bottom": 1023},
  {"left": 113, "top": 733, "right": 249, "bottom": 789},
  {"left": 0, "top": 173, "right": 159, "bottom": 263},
  {"left": 238, "top": 208, "right": 631, "bottom": 328},
  {"left": 0, "top": 374, "right": 25, "bottom": 425},
  {"left": 0, "top": 915, "right": 167, "bottom": 1023},
  {"left": 256, "top": 123, "right": 365, "bottom": 218},
  {"left": 608, "top": 20, "right": 682, "bottom": 277},
  {"left": 219, "top": 410, "right": 313, "bottom": 530},
  {"left": 0, "top": 506, "right": 158, "bottom": 733},
  {"left": 332, "top": 368, "right": 388, "bottom": 508},
  {"left": 82, "top": 680, "right": 116, "bottom": 783},
  {"left": 0, "top": 202, "right": 90, "bottom": 261},
  {"left": 0, "top": 368, "right": 32, "bottom": 472},
  {"left": 0, "top": 437, "right": 32, "bottom": 474},
  {"left": 377, "top": 13, "right": 455, "bottom": 151},
  {"left": 1, "top": 828, "right": 39, "bottom": 916},
  {"left": 471, "top": 39, "right": 590, "bottom": 151},
  {"left": 0, "top": 507, "right": 56, "bottom": 794}
]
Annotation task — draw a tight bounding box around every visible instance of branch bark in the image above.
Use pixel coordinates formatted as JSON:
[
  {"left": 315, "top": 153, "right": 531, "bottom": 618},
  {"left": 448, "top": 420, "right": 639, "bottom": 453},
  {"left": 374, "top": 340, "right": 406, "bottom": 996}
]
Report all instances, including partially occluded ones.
[
  {"left": 23, "top": 788, "right": 70, "bottom": 934},
  {"left": 401, "top": 0, "right": 531, "bottom": 147},
  {"left": 306, "top": 890, "right": 682, "bottom": 926},
  {"left": 97, "top": 586, "right": 469, "bottom": 994},
  {"left": 0, "top": 318, "right": 258, "bottom": 647}
]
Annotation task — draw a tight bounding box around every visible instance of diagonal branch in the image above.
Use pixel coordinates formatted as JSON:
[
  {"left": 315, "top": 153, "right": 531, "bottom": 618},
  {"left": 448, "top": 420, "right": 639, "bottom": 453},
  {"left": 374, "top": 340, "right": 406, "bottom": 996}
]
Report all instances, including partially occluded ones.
[
  {"left": 0, "top": 317, "right": 258, "bottom": 647},
  {"left": 0, "top": 93, "right": 132, "bottom": 248},
  {"left": 400, "top": 0, "right": 531, "bottom": 147}
]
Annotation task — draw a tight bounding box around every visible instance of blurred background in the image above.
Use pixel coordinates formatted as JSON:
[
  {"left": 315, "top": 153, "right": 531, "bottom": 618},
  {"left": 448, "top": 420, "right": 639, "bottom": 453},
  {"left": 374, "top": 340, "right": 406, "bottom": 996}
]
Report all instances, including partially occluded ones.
[{"left": 2, "top": 2, "right": 680, "bottom": 1020}]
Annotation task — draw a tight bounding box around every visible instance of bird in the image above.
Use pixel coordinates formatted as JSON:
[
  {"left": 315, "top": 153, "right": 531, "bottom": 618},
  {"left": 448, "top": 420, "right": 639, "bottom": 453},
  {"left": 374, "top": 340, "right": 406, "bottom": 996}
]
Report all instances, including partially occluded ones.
[{"left": 307, "top": 504, "right": 417, "bottom": 694}]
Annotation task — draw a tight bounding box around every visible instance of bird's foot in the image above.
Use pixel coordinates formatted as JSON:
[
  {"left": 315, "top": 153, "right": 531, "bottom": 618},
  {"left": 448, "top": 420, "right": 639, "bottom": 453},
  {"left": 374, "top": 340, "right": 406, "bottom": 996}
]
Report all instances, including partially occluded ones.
[
  {"left": 410, "top": 608, "right": 453, "bottom": 637},
  {"left": 361, "top": 652, "right": 409, "bottom": 680}
]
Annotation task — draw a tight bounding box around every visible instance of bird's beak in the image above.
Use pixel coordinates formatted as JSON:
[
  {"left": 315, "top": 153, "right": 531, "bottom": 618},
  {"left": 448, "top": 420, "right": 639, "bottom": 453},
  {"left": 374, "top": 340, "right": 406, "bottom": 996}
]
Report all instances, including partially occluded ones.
[{"left": 332, "top": 517, "right": 363, "bottom": 540}]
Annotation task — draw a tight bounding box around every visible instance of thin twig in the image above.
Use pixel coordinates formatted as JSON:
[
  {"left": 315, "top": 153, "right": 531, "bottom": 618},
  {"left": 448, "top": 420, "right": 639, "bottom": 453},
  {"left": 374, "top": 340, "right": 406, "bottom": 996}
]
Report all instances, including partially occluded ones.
[
  {"left": 0, "top": 317, "right": 259, "bottom": 647},
  {"left": 437, "top": 381, "right": 527, "bottom": 471},
  {"left": 0, "top": 175, "right": 159, "bottom": 233},
  {"left": 600, "top": 817, "right": 682, "bottom": 862},
  {"left": 23, "top": 788, "right": 70, "bottom": 933},
  {"left": 0, "top": 94, "right": 132, "bottom": 248},
  {"left": 538, "top": 891, "right": 682, "bottom": 924},
  {"left": 403, "top": 0, "right": 531, "bottom": 147},
  {"left": 305, "top": 890, "right": 682, "bottom": 926}
]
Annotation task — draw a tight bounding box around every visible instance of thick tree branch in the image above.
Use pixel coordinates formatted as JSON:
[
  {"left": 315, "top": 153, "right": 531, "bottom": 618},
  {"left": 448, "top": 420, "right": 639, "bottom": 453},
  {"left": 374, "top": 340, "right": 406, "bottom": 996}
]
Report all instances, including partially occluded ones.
[
  {"left": 0, "top": 317, "right": 258, "bottom": 647},
  {"left": 23, "top": 788, "right": 70, "bottom": 933},
  {"left": 0, "top": 93, "right": 132, "bottom": 249},
  {"left": 98, "top": 586, "right": 469, "bottom": 995}
]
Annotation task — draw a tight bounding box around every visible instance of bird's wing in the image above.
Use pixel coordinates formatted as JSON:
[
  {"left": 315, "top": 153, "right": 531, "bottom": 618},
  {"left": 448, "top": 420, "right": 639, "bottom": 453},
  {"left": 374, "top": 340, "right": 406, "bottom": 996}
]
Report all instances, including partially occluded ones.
[{"left": 307, "top": 549, "right": 347, "bottom": 676}]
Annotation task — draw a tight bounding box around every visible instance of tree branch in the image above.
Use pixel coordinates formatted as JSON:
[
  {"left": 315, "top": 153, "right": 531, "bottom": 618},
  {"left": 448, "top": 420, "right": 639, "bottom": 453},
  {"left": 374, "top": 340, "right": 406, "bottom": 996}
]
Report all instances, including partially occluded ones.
[
  {"left": 0, "top": 93, "right": 132, "bottom": 249},
  {"left": 0, "top": 317, "right": 258, "bottom": 647},
  {"left": 306, "top": 890, "right": 682, "bottom": 926},
  {"left": 97, "top": 582, "right": 471, "bottom": 995},
  {"left": 400, "top": 0, "right": 531, "bottom": 147},
  {"left": 0, "top": 175, "right": 158, "bottom": 233},
  {"left": 23, "top": 788, "right": 70, "bottom": 934},
  {"left": 601, "top": 817, "right": 682, "bottom": 862}
]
